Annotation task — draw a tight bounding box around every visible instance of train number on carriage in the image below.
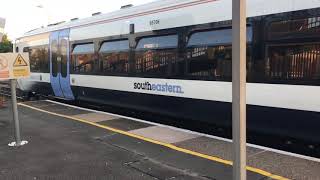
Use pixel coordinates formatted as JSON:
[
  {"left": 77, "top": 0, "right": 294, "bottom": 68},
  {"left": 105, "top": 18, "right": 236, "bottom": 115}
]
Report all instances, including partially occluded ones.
[{"left": 150, "top": 19, "right": 160, "bottom": 26}]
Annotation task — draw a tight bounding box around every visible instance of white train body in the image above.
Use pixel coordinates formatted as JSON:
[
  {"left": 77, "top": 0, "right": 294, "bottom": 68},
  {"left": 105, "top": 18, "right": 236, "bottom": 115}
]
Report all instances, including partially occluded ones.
[{"left": 16, "top": 0, "right": 320, "bottom": 142}]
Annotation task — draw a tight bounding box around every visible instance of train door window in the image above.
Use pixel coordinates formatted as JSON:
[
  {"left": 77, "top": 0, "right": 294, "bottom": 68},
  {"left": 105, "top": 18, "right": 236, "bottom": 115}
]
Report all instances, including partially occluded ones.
[
  {"left": 265, "top": 44, "right": 320, "bottom": 83},
  {"left": 186, "top": 28, "right": 252, "bottom": 81},
  {"left": 72, "top": 43, "right": 95, "bottom": 74},
  {"left": 51, "top": 40, "right": 59, "bottom": 77},
  {"left": 135, "top": 35, "right": 178, "bottom": 77},
  {"left": 60, "top": 38, "right": 68, "bottom": 77},
  {"left": 99, "top": 40, "right": 129, "bottom": 75}
]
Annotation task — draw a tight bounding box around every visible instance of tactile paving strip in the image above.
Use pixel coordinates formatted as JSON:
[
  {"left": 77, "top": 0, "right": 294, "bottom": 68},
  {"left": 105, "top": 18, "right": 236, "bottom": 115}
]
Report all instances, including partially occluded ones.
[
  {"left": 72, "top": 113, "right": 117, "bottom": 123},
  {"left": 129, "top": 126, "right": 201, "bottom": 144}
]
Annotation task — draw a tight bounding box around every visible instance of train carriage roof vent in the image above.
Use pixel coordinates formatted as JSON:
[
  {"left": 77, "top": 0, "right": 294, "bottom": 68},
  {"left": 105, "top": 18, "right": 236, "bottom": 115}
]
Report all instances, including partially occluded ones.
[
  {"left": 48, "top": 21, "right": 66, "bottom": 27},
  {"left": 92, "top": 12, "right": 101, "bottom": 16},
  {"left": 26, "top": 28, "right": 40, "bottom": 33},
  {"left": 70, "top": 18, "right": 79, "bottom": 21},
  {"left": 121, "top": 4, "right": 133, "bottom": 9}
]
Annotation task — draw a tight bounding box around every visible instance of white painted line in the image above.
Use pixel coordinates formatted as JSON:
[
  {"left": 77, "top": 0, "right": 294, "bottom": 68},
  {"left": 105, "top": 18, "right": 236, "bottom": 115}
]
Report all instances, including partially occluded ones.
[{"left": 45, "top": 100, "right": 320, "bottom": 163}]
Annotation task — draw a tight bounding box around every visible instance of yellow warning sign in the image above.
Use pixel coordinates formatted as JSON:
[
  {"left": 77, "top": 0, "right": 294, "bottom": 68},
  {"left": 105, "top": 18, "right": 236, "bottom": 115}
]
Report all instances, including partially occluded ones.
[
  {"left": 13, "top": 54, "right": 28, "bottom": 67},
  {"left": 13, "top": 54, "right": 30, "bottom": 78}
]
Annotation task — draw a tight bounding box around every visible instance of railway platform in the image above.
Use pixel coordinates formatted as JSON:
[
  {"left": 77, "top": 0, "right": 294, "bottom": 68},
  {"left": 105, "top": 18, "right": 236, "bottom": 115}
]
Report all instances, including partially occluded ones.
[{"left": 0, "top": 99, "right": 319, "bottom": 180}]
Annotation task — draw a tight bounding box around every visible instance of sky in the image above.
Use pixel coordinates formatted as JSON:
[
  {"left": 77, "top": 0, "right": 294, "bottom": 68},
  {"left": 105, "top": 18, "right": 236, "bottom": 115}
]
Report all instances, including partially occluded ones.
[{"left": 0, "top": 0, "right": 156, "bottom": 40}]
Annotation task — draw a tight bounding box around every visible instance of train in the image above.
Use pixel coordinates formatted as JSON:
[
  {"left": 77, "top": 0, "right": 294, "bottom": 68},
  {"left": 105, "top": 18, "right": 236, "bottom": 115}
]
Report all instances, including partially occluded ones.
[{"left": 15, "top": 0, "right": 320, "bottom": 143}]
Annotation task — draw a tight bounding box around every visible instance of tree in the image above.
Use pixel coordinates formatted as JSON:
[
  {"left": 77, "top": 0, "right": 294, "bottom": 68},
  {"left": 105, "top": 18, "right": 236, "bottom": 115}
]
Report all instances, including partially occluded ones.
[{"left": 0, "top": 34, "right": 13, "bottom": 53}]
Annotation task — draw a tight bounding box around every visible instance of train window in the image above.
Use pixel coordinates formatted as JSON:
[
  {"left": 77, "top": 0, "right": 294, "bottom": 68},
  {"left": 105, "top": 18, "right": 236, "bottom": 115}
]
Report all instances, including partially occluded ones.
[
  {"left": 135, "top": 35, "right": 178, "bottom": 77},
  {"left": 51, "top": 40, "right": 59, "bottom": 77},
  {"left": 136, "top": 35, "right": 178, "bottom": 49},
  {"left": 100, "top": 40, "right": 129, "bottom": 52},
  {"left": 99, "top": 40, "right": 129, "bottom": 74},
  {"left": 24, "top": 47, "right": 40, "bottom": 72},
  {"left": 24, "top": 45, "right": 49, "bottom": 73},
  {"left": 31, "top": 48, "right": 41, "bottom": 72},
  {"left": 23, "top": 47, "right": 29, "bottom": 52},
  {"left": 72, "top": 43, "right": 95, "bottom": 74},
  {"left": 269, "top": 17, "right": 320, "bottom": 40},
  {"left": 186, "top": 28, "right": 252, "bottom": 81},
  {"left": 265, "top": 44, "right": 320, "bottom": 83},
  {"left": 72, "top": 43, "right": 94, "bottom": 55},
  {"left": 188, "top": 28, "right": 252, "bottom": 47}
]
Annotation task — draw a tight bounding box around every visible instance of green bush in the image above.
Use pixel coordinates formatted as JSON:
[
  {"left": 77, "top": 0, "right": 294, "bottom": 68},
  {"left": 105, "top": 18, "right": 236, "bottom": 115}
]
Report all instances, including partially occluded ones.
[{"left": 0, "top": 34, "right": 13, "bottom": 53}]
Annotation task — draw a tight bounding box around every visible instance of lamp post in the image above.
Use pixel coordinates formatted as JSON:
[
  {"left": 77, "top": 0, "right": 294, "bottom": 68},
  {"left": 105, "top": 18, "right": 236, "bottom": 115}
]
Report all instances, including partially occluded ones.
[{"left": 232, "top": 0, "right": 247, "bottom": 179}]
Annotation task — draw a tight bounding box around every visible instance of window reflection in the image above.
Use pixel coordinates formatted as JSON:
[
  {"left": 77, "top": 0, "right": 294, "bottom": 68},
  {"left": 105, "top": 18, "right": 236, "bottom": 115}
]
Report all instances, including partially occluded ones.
[
  {"left": 72, "top": 43, "right": 95, "bottom": 74},
  {"left": 186, "top": 28, "right": 252, "bottom": 81},
  {"left": 73, "top": 54, "right": 95, "bottom": 73},
  {"left": 23, "top": 45, "right": 49, "bottom": 73},
  {"left": 101, "top": 52, "right": 129, "bottom": 74},
  {"left": 135, "top": 35, "right": 178, "bottom": 77},
  {"left": 266, "top": 44, "right": 320, "bottom": 81},
  {"left": 99, "top": 40, "right": 129, "bottom": 74},
  {"left": 269, "top": 17, "right": 320, "bottom": 40}
]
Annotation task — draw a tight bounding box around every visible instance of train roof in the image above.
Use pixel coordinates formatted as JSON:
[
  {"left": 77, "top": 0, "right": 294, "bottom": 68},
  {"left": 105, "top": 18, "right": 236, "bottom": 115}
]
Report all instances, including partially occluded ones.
[
  {"left": 21, "top": 0, "right": 191, "bottom": 38},
  {"left": 20, "top": 0, "right": 320, "bottom": 39}
]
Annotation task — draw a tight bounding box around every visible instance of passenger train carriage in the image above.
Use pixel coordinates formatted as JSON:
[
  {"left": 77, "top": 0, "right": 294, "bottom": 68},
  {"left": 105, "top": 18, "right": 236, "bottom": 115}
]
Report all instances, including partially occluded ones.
[{"left": 15, "top": 0, "right": 320, "bottom": 143}]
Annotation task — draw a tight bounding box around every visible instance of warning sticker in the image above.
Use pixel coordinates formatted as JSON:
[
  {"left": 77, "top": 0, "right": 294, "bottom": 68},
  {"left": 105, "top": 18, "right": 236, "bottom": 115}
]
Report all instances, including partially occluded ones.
[
  {"left": 13, "top": 54, "right": 30, "bottom": 78},
  {"left": 0, "top": 53, "right": 30, "bottom": 80},
  {"left": 13, "top": 54, "right": 28, "bottom": 67}
]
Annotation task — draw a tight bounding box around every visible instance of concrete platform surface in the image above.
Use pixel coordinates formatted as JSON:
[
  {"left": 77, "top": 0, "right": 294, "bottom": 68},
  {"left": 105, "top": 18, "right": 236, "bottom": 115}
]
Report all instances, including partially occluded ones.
[{"left": 0, "top": 100, "right": 318, "bottom": 180}]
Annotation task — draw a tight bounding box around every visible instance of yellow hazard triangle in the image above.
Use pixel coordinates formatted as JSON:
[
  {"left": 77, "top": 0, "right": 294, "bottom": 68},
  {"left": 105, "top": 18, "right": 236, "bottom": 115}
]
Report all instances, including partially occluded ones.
[{"left": 13, "top": 54, "right": 28, "bottom": 67}]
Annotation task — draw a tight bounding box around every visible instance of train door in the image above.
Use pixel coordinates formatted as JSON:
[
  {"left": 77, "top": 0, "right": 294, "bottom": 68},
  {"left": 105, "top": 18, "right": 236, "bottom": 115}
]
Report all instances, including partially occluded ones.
[{"left": 49, "top": 29, "right": 74, "bottom": 100}]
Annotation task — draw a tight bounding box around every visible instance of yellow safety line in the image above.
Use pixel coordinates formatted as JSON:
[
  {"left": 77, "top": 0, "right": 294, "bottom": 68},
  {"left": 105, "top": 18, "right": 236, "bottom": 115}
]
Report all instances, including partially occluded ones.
[{"left": 18, "top": 102, "right": 290, "bottom": 180}]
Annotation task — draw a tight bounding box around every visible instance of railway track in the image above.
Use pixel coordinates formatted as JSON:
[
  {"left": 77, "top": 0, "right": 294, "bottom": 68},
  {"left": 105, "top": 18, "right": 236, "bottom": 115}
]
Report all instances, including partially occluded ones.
[
  {"left": 0, "top": 81, "right": 11, "bottom": 97},
  {"left": 0, "top": 81, "right": 26, "bottom": 100}
]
